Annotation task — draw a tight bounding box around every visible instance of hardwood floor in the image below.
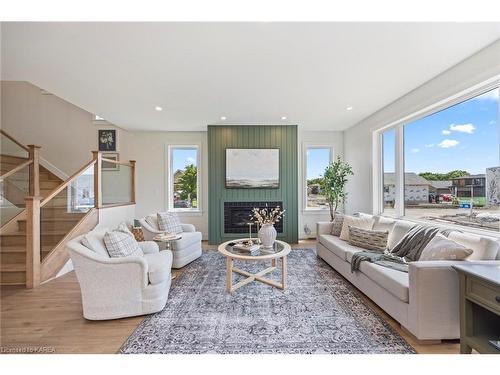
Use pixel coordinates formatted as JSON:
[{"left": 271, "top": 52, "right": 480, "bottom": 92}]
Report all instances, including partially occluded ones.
[{"left": 0, "top": 240, "right": 460, "bottom": 354}]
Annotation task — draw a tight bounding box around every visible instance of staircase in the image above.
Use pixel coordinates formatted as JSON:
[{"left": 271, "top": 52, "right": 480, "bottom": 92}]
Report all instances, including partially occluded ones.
[{"left": 0, "top": 130, "right": 136, "bottom": 288}]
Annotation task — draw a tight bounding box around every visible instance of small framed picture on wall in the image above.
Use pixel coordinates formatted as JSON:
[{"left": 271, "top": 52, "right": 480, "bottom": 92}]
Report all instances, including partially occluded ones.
[
  {"left": 98, "top": 129, "right": 117, "bottom": 151},
  {"left": 102, "top": 153, "right": 120, "bottom": 171}
]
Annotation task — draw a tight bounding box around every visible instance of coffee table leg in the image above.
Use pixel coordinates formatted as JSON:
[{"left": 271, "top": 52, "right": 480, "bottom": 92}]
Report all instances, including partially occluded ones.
[
  {"left": 281, "top": 256, "right": 287, "bottom": 289},
  {"left": 226, "top": 257, "right": 233, "bottom": 293}
]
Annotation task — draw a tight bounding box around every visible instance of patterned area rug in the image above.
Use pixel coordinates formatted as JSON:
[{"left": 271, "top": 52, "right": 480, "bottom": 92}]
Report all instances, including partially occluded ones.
[{"left": 120, "top": 249, "right": 415, "bottom": 354}]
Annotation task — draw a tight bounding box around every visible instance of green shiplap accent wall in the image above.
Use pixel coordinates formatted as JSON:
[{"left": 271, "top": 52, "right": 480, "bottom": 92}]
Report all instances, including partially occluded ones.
[{"left": 208, "top": 125, "right": 298, "bottom": 245}]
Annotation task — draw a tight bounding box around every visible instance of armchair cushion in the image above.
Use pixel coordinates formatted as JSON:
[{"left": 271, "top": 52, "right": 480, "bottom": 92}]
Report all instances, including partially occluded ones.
[
  {"left": 171, "top": 231, "right": 202, "bottom": 251},
  {"left": 157, "top": 212, "right": 182, "bottom": 234},
  {"left": 81, "top": 228, "right": 111, "bottom": 258},
  {"left": 181, "top": 223, "right": 196, "bottom": 232},
  {"left": 144, "top": 251, "right": 173, "bottom": 285},
  {"left": 138, "top": 241, "right": 160, "bottom": 254}
]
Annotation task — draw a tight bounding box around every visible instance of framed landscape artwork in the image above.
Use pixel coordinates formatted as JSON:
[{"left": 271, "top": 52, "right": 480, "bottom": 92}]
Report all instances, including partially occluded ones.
[
  {"left": 226, "top": 148, "right": 279, "bottom": 188},
  {"left": 98, "top": 129, "right": 117, "bottom": 151}
]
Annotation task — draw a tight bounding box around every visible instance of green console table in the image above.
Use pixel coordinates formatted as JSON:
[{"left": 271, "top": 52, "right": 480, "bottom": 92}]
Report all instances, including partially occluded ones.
[{"left": 453, "top": 264, "right": 500, "bottom": 354}]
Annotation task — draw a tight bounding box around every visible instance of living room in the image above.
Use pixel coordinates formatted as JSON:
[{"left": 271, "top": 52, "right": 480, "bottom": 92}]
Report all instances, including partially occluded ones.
[{"left": 1, "top": 1, "right": 500, "bottom": 372}]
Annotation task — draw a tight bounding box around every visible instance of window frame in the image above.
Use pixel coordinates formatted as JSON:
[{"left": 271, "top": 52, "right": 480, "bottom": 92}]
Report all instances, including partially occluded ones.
[
  {"left": 372, "top": 76, "right": 500, "bottom": 234},
  {"left": 302, "top": 143, "right": 334, "bottom": 212},
  {"left": 166, "top": 143, "right": 202, "bottom": 214}
]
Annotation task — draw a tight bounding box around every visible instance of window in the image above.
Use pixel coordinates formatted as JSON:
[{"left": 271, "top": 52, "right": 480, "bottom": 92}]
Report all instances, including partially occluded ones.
[
  {"left": 168, "top": 145, "right": 200, "bottom": 212},
  {"left": 304, "top": 146, "right": 332, "bottom": 210},
  {"left": 377, "top": 85, "right": 500, "bottom": 233}
]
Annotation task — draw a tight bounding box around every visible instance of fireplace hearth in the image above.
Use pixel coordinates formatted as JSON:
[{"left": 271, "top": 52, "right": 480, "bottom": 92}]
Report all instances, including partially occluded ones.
[{"left": 224, "top": 201, "right": 283, "bottom": 234}]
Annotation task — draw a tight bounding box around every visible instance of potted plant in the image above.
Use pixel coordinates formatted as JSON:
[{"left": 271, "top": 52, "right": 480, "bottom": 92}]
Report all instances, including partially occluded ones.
[
  {"left": 321, "top": 156, "right": 353, "bottom": 221},
  {"left": 251, "top": 205, "right": 285, "bottom": 248}
]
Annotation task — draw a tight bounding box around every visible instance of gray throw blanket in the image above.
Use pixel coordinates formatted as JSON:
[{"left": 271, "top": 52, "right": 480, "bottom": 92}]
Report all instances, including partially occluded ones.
[{"left": 351, "top": 225, "right": 455, "bottom": 273}]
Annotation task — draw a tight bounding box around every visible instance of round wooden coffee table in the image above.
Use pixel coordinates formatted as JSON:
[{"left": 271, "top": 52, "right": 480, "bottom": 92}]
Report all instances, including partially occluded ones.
[{"left": 218, "top": 239, "right": 291, "bottom": 293}]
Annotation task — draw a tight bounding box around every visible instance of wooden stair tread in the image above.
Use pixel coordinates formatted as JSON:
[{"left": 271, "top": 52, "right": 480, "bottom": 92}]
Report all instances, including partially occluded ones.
[
  {"left": 1, "top": 245, "right": 54, "bottom": 253},
  {"left": 1, "top": 230, "right": 69, "bottom": 237},
  {"left": 17, "top": 217, "right": 84, "bottom": 223},
  {"left": 0, "top": 264, "right": 25, "bottom": 272}
]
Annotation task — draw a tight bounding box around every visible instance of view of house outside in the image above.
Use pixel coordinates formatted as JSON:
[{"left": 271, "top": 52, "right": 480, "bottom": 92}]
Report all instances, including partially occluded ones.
[
  {"left": 383, "top": 87, "right": 500, "bottom": 232},
  {"left": 306, "top": 147, "right": 331, "bottom": 209},
  {"left": 171, "top": 148, "right": 198, "bottom": 209}
]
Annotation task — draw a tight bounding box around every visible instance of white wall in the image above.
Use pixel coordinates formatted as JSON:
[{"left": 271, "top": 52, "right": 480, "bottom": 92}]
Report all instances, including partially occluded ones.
[
  {"left": 343, "top": 40, "right": 500, "bottom": 215},
  {"left": 119, "top": 131, "right": 209, "bottom": 239},
  {"left": 297, "top": 130, "right": 344, "bottom": 239},
  {"left": 1, "top": 81, "right": 125, "bottom": 175}
]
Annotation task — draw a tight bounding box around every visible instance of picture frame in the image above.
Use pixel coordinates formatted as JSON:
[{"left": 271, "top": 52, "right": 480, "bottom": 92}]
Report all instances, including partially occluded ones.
[
  {"left": 98, "top": 129, "right": 117, "bottom": 151},
  {"left": 225, "top": 148, "right": 280, "bottom": 189},
  {"left": 102, "top": 152, "right": 120, "bottom": 171}
]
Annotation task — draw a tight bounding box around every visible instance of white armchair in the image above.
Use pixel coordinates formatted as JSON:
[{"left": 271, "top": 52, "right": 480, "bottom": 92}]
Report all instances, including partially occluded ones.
[
  {"left": 67, "top": 228, "right": 172, "bottom": 320},
  {"left": 140, "top": 214, "right": 202, "bottom": 269}
]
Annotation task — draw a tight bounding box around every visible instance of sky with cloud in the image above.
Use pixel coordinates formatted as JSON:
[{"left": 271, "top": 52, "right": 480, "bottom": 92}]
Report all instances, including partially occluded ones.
[
  {"left": 384, "top": 87, "right": 499, "bottom": 175},
  {"left": 172, "top": 148, "right": 197, "bottom": 172}
]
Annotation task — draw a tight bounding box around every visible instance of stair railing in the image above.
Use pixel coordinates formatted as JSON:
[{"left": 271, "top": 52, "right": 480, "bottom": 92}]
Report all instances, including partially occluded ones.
[
  {"left": 25, "top": 151, "right": 136, "bottom": 288},
  {"left": 0, "top": 129, "right": 40, "bottom": 228}
]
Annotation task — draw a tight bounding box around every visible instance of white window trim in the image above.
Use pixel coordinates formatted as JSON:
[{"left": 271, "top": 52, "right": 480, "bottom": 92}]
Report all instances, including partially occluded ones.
[
  {"left": 302, "top": 143, "right": 334, "bottom": 213},
  {"left": 166, "top": 143, "right": 202, "bottom": 214},
  {"left": 372, "top": 75, "right": 500, "bottom": 234}
]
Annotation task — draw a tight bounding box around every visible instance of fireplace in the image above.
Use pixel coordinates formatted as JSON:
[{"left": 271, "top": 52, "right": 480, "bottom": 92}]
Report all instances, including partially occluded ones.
[{"left": 224, "top": 201, "right": 284, "bottom": 234}]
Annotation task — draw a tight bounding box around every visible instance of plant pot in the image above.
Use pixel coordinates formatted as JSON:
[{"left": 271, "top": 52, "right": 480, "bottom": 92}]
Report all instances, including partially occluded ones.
[{"left": 259, "top": 223, "right": 277, "bottom": 249}]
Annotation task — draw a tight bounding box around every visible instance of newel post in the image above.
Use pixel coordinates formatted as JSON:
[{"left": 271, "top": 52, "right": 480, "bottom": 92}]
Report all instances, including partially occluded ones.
[
  {"left": 92, "top": 151, "right": 102, "bottom": 208},
  {"left": 129, "top": 160, "right": 136, "bottom": 204},
  {"left": 27, "top": 145, "right": 41, "bottom": 197},
  {"left": 25, "top": 196, "right": 42, "bottom": 289}
]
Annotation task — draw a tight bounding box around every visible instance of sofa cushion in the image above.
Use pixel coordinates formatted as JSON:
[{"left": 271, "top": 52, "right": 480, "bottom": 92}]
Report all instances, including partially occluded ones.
[
  {"left": 419, "top": 234, "right": 473, "bottom": 261},
  {"left": 144, "top": 251, "right": 173, "bottom": 285},
  {"left": 448, "top": 231, "right": 499, "bottom": 260},
  {"left": 81, "top": 228, "right": 110, "bottom": 258},
  {"left": 348, "top": 226, "right": 389, "bottom": 252},
  {"left": 359, "top": 262, "right": 409, "bottom": 302},
  {"left": 339, "top": 215, "right": 374, "bottom": 241},
  {"left": 387, "top": 220, "right": 416, "bottom": 251},
  {"left": 171, "top": 231, "right": 202, "bottom": 251},
  {"left": 157, "top": 212, "right": 183, "bottom": 234},
  {"left": 319, "top": 234, "right": 363, "bottom": 261},
  {"left": 373, "top": 215, "right": 396, "bottom": 233},
  {"left": 331, "top": 213, "right": 344, "bottom": 236}
]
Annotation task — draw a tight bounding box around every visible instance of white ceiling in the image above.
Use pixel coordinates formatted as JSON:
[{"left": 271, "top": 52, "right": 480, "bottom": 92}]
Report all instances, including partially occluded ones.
[{"left": 2, "top": 22, "right": 500, "bottom": 131}]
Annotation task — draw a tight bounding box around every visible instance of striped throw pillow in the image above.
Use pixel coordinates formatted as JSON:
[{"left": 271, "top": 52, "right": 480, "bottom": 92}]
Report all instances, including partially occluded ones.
[
  {"left": 157, "top": 212, "right": 183, "bottom": 234},
  {"left": 348, "top": 226, "right": 389, "bottom": 252}
]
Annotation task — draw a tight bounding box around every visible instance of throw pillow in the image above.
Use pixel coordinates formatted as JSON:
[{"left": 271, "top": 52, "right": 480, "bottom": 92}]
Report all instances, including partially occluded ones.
[
  {"left": 339, "top": 215, "right": 374, "bottom": 241},
  {"left": 419, "top": 234, "right": 473, "bottom": 261},
  {"left": 157, "top": 212, "right": 183, "bottom": 234},
  {"left": 104, "top": 230, "right": 143, "bottom": 258},
  {"left": 348, "top": 226, "right": 389, "bottom": 252},
  {"left": 331, "top": 213, "right": 344, "bottom": 236}
]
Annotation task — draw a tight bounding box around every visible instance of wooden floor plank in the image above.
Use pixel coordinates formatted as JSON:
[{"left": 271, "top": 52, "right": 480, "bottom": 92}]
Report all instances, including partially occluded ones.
[{"left": 0, "top": 240, "right": 459, "bottom": 354}]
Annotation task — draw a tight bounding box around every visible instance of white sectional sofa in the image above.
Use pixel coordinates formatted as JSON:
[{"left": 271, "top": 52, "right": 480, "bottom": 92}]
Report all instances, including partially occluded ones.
[{"left": 316, "top": 214, "right": 500, "bottom": 342}]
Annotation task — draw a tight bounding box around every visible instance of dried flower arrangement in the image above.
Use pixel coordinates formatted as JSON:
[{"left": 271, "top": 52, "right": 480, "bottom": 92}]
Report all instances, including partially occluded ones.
[{"left": 250, "top": 205, "right": 285, "bottom": 226}]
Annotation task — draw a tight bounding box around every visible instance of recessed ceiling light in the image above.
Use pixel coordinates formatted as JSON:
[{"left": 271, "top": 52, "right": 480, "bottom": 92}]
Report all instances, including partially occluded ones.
[
  {"left": 346, "top": 106, "right": 353, "bottom": 111},
  {"left": 220, "top": 116, "right": 227, "bottom": 121},
  {"left": 281, "top": 116, "right": 287, "bottom": 120},
  {"left": 155, "top": 106, "right": 163, "bottom": 111}
]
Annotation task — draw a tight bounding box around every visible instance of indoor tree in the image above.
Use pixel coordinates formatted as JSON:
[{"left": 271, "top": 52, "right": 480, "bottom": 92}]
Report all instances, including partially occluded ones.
[{"left": 321, "top": 156, "right": 353, "bottom": 221}]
